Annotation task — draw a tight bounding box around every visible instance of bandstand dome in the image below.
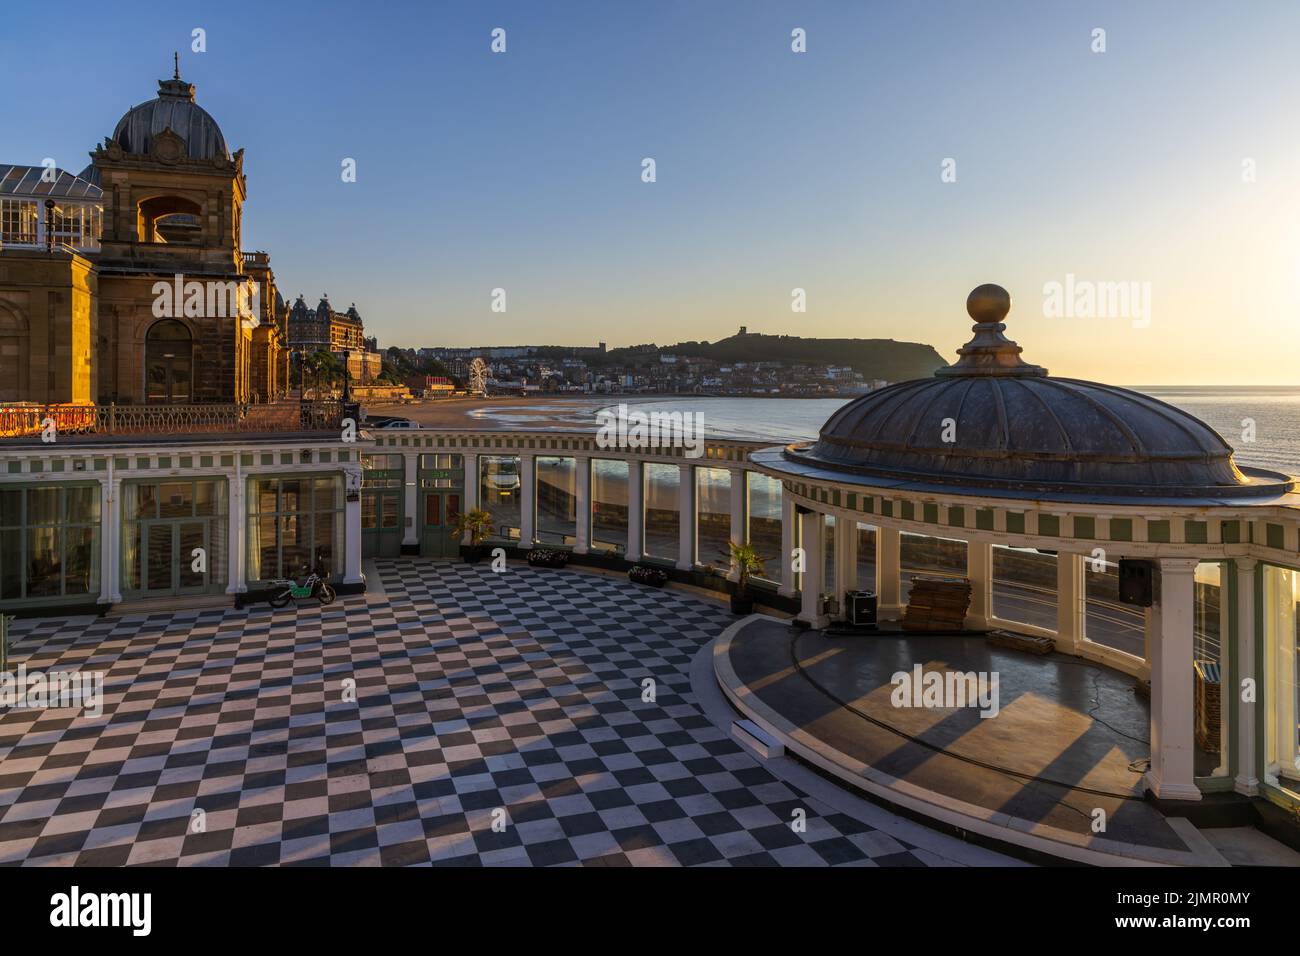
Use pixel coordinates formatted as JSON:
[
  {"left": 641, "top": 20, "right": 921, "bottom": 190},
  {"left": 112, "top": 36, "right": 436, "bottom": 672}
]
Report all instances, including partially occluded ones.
[{"left": 783, "top": 284, "right": 1295, "bottom": 500}]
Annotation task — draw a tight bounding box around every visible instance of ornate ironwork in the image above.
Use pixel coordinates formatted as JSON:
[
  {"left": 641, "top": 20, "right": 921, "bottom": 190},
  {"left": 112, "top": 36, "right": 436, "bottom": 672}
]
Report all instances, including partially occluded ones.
[{"left": 0, "top": 400, "right": 345, "bottom": 439}]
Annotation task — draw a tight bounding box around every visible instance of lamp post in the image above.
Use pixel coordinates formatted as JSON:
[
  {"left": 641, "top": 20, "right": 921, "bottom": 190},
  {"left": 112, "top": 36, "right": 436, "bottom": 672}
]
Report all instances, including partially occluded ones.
[
  {"left": 341, "top": 349, "right": 352, "bottom": 403},
  {"left": 43, "top": 199, "right": 55, "bottom": 252}
]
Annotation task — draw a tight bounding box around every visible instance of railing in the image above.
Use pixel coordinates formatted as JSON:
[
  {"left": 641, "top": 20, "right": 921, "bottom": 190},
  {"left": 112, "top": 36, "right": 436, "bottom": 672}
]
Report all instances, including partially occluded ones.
[{"left": 0, "top": 400, "right": 349, "bottom": 439}]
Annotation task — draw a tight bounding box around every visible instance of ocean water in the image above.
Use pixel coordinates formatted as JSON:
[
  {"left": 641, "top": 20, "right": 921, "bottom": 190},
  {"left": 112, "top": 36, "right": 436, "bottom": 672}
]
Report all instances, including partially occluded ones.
[{"left": 468, "top": 387, "right": 1300, "bottom": 476}]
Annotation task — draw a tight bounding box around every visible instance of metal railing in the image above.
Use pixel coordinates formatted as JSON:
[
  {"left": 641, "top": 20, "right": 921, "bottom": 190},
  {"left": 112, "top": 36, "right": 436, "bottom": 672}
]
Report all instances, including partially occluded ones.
[{"left": 0, "top": 400, "right": 348, "bottom": 439}]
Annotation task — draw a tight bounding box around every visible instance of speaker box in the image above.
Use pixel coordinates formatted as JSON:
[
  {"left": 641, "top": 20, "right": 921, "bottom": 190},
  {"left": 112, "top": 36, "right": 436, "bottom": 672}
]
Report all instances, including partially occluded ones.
[
  {"left": 845, "top": 590, "right": 877, "bottom": 626},
  {"left": 1118, "top": 559, "right": 1154, "bottom": 607}
]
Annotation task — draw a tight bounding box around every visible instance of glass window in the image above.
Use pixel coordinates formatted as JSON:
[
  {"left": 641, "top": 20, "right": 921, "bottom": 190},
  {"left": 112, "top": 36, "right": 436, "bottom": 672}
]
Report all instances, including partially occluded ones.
[
  {"left": 591, "top": 459, "right": 628, "bottom": 554},
  {"left": 0, "top": 486, "right": 102, "bottom": 604},
  {"left": 856, "top": 523, "right": 877, "bottom": 592},
  {"left": 900, "top": 532, "right": 967, "bottom": 605},
  {"left": 1084, "top": 558, "right": 1145, "bottom": 659},
  {"left": 26, "top": 487, "right": 60, "bottom": 525},
  {"left": 1193, "top": 562, "right": 1229, "bottom": 778},
  {"left": 643, "top": 463, "right": 680, "bottom": 562},
  {"left": 1265, "top": 565, "right": 1300, "bottom": 791},
  {"left": 746, "top": 472, "right": 781, "bottom": 584},
  {"left": 695, "top": 467, "right": 730, "bottom": 570},
  {"left": 479, "top": 456, "right": 521, "bottom": 541},
  {"left": 535, "top": 456, "right": 576, "bottom": 546},
  {"left": 992, "top": 545, "right": 1058, "bottom": 632},
  {"left": 247, "top": 475, "right": 343, "bottom": 581}
]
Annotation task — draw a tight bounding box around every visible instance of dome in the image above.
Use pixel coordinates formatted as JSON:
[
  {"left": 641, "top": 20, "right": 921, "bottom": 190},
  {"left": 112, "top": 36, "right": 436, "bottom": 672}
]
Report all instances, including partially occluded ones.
[
  {"left": 784, "top": 285, "right": 1295, "bottom": 499},
  {"left": 112, "top": 74, "right": 229, "bottom": 161}
]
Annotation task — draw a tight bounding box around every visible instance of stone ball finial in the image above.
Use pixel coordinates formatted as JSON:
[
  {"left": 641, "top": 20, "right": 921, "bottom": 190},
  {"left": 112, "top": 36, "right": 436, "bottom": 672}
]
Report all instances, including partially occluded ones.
[{"left": 966, "top": 283, "right": 1011, "bottom": 325}]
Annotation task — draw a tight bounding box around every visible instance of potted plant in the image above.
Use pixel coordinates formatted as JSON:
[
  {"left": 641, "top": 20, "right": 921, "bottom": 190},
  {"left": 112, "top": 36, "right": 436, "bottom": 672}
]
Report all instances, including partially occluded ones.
[
  {"left": 451, "top": 508, "right": 493, "bottom": 563},
  {"left": 725, "top": 540, "right": 766, "bottom": 615},
  {"left": 628, "top": 564, "right": 669, "bottom": 588},
  {"left": 526, "top": 548, "right": 570, "bottom": 569}
]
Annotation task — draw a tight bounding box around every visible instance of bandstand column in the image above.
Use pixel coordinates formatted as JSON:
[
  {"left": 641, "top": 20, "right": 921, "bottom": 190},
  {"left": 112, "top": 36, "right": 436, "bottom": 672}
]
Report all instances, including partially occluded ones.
[
  {"left": 779, "top": 493, "right": 797, "bottom": 598},
  {"left": 798, "top": 507, "right": 828, "bottom": 628},
  {"left": 520, "top": 455, "right": 536, "bottom": 546},
  {"left": 1146, "top": 558, "right": 1201, "bottom": 801},
  {"left": 966, "top": 540, "right": 992, "bottom": 629},
  {"left": 727, "top": 467, "right": 745, "bottom": 582},
  {"left": 1055, "top": 553, "right": 1084, "bottom": 654},
  {"left": 462, "top": 452, "right": 478, "bottom": 512},
  {"left": 877, "top": 526, "right": 902, "bottom": 621},
  {"left": 574, "top": 456, "right": 590, "bottom": 554},
  {"left": 833, "top": 515, "right": 857, "bottom": 618},
  {"left": 626, "top": 459, "right": 644, "bottom": 561},
  {"left": 676, "top": 462, "right": 694, "bottom": 571},
  {"left": 1235, "top": 558, "right": 1260, "bottom": 796},
  {"left": 402, "top": 451, "right": 418, "bottom": 548},
  {"left": 99, "top": 471, "right": 122, "bottom": 604}
]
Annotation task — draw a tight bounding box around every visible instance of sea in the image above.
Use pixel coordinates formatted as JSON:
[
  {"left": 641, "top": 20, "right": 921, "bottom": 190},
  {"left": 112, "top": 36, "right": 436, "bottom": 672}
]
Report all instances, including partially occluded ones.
[{"left": 466, "top": 386, "right": 1300, "bottom": 476}]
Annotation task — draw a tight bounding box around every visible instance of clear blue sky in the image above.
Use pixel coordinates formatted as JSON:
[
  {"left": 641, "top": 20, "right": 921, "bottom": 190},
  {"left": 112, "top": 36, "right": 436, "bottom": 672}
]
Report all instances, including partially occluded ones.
[{"left": 3, "top": 0, "right": 1299, "bottom": 383}]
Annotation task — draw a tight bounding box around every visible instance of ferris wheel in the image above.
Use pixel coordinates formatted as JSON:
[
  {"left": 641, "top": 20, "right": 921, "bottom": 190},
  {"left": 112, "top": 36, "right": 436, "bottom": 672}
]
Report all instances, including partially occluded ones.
[{"left": 469, "top": 357, "right": 489, "bottom": 397}]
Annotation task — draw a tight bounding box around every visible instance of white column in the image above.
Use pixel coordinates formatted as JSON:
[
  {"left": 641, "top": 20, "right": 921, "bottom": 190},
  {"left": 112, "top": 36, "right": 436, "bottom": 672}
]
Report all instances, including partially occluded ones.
[
  {"left": 726, "top": 467, "right": 746, "bottom": 582},
  {"left": 1146, "top": 558, "right": 1201, "bottom": 801},
  {"left": 226, "top": 468, "right": 246, "bottom": 593},
  {"left": 1055, "top": 553, "right": 1084, "bottom": 653},
  {"left": 1235, "top": 558, "right": 1260, "bottom": 796},
  {"left": 98, "top": 471, "right": 121, "bottom": 604},
  {"left": 877, "top": 526, "right": 902, "bottom": 621},
  {"left": 779, "top": 492, "right": 797, "bottom": 598},
  {"left": 520, "top": 455, "right": 535, "bottom": 546},
  {"left": 798, "top": 508, "right": 828, "bottom": 627},
  {"left": 626, "top": 458, "right": 643, "bottom": 561},
  {"left": 676, "top": 462, "right": 693, "bottom": 571},
  {"left": 402, "top": 451, "right": 418, "bottom": 548},
  {"left": 966, "top": 540, "right": 992, "bottom": 629},
  {"left": 462, "top": 453, "right": 478, "bottom": 511},
  {"left": 574, "top": 456, "right": 590, "bottom": 554},
  {"left": 343, "top": 465, "right": 364, "bottom": 585},
  {"left": 833, "top": 515, "right": 857, "bottom": 619}
]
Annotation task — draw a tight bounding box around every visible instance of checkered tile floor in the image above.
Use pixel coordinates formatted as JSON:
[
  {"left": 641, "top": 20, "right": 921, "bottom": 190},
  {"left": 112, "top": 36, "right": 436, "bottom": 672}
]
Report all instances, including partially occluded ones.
[{"left": 0, "top": 560, "right": 942, "bottom": 866}]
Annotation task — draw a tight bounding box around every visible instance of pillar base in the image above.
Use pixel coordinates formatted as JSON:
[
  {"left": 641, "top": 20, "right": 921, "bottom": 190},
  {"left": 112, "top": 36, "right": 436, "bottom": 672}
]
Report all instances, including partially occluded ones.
[
  {"left": 1234, "top": 776, "right": 1260, "bottom": 797},
  {"left": 1145, "top": 772, "right": 1202, "bottom": 802}
]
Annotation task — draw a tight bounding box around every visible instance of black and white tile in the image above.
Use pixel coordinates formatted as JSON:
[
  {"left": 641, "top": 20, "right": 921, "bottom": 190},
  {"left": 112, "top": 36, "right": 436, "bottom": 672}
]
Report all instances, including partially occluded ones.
[{"left": 0, "top": 560, "right": 939, "bottom": 867}]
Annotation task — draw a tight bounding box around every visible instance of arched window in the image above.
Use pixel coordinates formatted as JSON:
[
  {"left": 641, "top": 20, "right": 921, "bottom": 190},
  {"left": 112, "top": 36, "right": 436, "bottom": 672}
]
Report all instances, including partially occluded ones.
[
  {"left": 137, "top": 195, "right": 202, "bottom": 245},
  {"left": 145, "top": 319, "right": 193, "bottom": 404}
]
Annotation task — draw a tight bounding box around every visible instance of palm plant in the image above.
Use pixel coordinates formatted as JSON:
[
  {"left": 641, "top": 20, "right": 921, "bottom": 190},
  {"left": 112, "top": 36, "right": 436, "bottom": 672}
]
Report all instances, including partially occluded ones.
[
  {"left": 450, "top": 507, "right": 493, "bottom": 547},
  {"left": 726, "top": 539, "right": 766, "bottom": 594}
]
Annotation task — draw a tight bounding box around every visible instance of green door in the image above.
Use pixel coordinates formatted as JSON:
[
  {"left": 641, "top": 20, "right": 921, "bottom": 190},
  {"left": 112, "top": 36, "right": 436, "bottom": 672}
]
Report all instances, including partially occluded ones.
[
  {"left": 361, "top": 489, "right": 402, "bottom": 558},
  {"left": 420, "top": 491, "right": 461, "bottom": 558}
]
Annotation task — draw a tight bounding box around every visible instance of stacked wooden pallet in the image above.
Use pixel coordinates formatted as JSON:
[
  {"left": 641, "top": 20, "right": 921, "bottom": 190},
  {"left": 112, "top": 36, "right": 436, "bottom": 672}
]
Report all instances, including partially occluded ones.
[{"left": 902, "top": 576, "right": 972, "bottom": 631}]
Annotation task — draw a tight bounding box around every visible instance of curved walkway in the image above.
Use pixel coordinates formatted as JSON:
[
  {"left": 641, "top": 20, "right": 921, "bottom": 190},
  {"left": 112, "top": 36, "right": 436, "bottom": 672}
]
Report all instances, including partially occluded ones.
[
  {"left": 1, "top": 561, "right": 994, "bottom": 866},
  {"left": 715, "top": 614, "right": 1215, "bottom": 866}
]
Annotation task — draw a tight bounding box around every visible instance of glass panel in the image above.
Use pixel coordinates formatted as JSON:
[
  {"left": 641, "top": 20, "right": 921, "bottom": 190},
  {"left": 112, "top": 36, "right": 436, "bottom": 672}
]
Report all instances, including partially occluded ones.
[
  {"left": 280, "top": 479, "right": 304, "bottom": 514},
  {"left": 900, "top": 532, "right": 967, "bottom": 605},
  {"left": 381, "top": 494, "right": 399, "bottom": 529},
  {"left": 1194, "top": 562, "right": 1229, "bottom": 778},
  {"left": 27, "top": 527, "right": 61, "bottom": 596},
  {"left": 65, "top": 486, "right": 100, "bottom": 524},
  {"left": 281, "top": 515, "right": 309, "bottom": 577},
  {"left": 63, "top": 526, "right": 97, "bottom": 595},
  {"left": 27, "top": 487, "right": 60, "bottom": 525},
  {"left": 0, "top": 489, "right": 21, "bottom": 527},
  {"left": 1084, "top": 559, "right": 1145, "bottom": 658},
  {"left": 1265, "top": 566, "right": 1300, "bottom": 789},
  {"left": 425, "top": 494, "right": 441, "bottom": 526},
  {"left": 313, "top": 512, "right": 335, "bottom": 574},
  {"left": 992, "top": 545, "right": 1058, "bottom": 631},
  {"left": 178, "top": 522, "right": 206, "bottom": 590},
  {"left": 146, "top": 525, "right": 173, "bottom": 591},
  {"left": 257, "top": 514, "right": 279, "bottom": 580},
  {"left": 314, "top": 476, "right": 341, "bottom": 511},
  {"left": 479, "top": 456, "right": 521, "bottom": 541},
  {"left": 446, "top": 494, "right": 460, "bottom": 526},
  {"left": 257, "top": 479, "right": 278, "bottom": 514},
  {"left": 1, "top": 528, "right": 22, "bottom": 598},
  {"left": 695, "top": 467, "right": 731, "bottom": 570},
  {"left": 746, "top": 472, "right": 782, "bottom": 583},
  {"left": 591, "top": 459, "right": 628, "bottom": 553},
  {"left": 535, "top": 456, "right": 576, "bottom": 546},
  {"left": 195, "top": 480, "right": 216, "bottom": 517},
  {"left": 856, "top": 524, "right": 877, "bottom": 592},
  {"left": 159, "top": 481, "right": 193, "bottom": 518},
  {"left": 644, "top": 463, "right": 679, "bottom": 562},
  {"left": 361, "top": 494, "right": 378, "bottom": 530}
]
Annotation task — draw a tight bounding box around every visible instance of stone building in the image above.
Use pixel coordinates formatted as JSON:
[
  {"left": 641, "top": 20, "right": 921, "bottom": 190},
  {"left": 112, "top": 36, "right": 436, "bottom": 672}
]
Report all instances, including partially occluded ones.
[
  {"left": 287, "top": 294, "right": 382, "bottom": 383},
  {"left": 0, "top": 65, "right": 289, "bottom": 406}
]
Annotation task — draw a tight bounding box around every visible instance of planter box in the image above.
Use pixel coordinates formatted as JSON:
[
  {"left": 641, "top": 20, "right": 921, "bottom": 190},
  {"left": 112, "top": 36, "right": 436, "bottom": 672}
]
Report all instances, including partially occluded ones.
[
  {"left": 527, "top": 549, "right": 571, "bottom": 569},
  {"left": 629, "top": 564, "right": 669, "bottom": 588}
]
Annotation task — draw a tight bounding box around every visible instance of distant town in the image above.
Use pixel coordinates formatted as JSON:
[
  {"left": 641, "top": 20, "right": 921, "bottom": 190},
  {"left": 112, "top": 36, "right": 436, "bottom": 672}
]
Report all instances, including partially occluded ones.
[{"left": 376, "top": 327, "right": 947, "bottom": 399}]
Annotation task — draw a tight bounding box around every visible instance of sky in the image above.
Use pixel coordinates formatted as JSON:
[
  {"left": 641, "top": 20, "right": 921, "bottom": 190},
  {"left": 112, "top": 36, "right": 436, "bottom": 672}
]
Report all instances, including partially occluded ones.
[{"left": 3, "top": 0, "right": 1299, "bottom": 384}]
